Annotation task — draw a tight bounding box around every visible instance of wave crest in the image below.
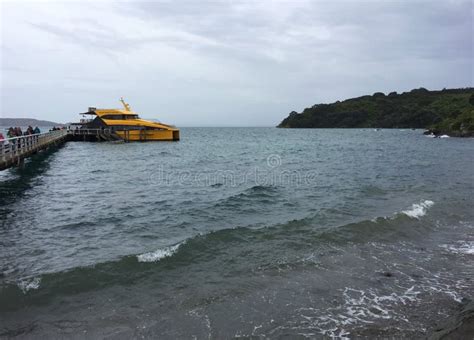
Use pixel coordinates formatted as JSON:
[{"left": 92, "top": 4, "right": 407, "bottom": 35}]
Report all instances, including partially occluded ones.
[
  {"left": 17, "top": 277, "right": 41, "bottom": 293},
  {"left": 1, "top": 200, "right": 439, "bottom": 312},
  {"left": 137, "top": 243, "right": 183, "bottom": 263},
  {"left": 401, "top": 200, "right": 434, "bottom": 219}
]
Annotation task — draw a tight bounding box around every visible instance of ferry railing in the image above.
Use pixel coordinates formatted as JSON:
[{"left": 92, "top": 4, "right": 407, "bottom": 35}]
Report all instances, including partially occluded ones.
[{"left": 0, "top": 130, "right": 68, "bottom": 165}]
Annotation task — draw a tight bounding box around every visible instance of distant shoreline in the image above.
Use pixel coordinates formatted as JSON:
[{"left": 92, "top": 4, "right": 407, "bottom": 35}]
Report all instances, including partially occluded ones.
[
  {"left": 0, "top": 118, "right": 63, "bottom": 127},
  {"left": 278, "top": 87, "right": 474, "bottom": 137}
]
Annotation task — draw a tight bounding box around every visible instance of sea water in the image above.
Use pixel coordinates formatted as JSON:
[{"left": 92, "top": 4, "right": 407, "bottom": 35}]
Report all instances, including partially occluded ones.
[{"left": 0, "top": 128, "right": 473, "bottom": 338}]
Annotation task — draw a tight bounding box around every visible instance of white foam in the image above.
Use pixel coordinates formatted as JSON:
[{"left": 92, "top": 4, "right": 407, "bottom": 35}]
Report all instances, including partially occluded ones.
[
  {"left": 441, "top": 241, "right": 474, "bottom": 255},
  {"left": 17, "top": 277, "right": 41, "bottom": 293},
  {"left": 439, "top": 135, "right": 450, "bottom": 138},
  {"left": 137, "top": 243, "right": 181, "bottom": 263},
  {"left": 401, "top": 200, "right": 434, "bottom": 219},
  {"left": 296, "top": 285, "right": 422, "bottom": 339}
]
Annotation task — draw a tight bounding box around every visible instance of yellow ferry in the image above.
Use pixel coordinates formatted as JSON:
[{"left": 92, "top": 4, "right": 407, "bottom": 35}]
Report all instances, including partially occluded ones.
[{"left": 79, "top": 98, "right": 179, "bottom": 141}]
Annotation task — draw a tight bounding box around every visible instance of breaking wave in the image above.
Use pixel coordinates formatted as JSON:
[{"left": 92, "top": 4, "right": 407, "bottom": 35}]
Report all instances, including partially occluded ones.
[
  {"left": 17, "top": 277, "right": 41, "bottom": 293},
  {"left": 401, "top": 200, "right": 434, "bottom": 219},
  {"left": 0, "top": 201, "right": 438, "bottom": 312},
  {"left": 137, "top": 243, "right": 183, "bottom": 263}
]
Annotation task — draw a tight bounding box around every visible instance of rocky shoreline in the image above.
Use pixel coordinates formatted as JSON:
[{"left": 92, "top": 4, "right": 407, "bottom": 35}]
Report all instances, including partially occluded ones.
[{"left": 423, "top": 129, "right": 474, "bottom": 138}]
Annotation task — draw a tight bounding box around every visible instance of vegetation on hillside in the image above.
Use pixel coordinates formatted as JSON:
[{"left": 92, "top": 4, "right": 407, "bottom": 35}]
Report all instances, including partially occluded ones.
[{"left": 277, "top": 88, "right": 474, "bottom": 136}]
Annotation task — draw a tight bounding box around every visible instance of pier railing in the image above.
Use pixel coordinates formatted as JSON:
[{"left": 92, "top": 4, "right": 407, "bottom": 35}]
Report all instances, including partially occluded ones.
[{"left": 0, "top": 129, "right": 69, "bottom": 170}]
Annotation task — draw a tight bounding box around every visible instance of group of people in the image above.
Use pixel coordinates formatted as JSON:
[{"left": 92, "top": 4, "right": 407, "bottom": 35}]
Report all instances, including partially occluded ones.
[
  {"left": 6, "top": 126, "right": 41, "bottom": 138},
  {"left": 0, "top": 126, "right": 42, "bottom": 142}
]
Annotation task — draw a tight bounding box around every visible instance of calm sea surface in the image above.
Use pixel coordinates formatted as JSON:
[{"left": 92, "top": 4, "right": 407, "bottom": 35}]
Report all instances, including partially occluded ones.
[{"left": 1, "top": 128, "right": 473, "bottom": 338}]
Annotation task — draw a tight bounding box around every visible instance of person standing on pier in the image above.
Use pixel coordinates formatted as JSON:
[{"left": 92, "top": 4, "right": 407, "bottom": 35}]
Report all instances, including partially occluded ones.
[
  {"left": 0, "top": 132, "right": 5, "bottom": 150},
  {"left": 25, "top": 126, "right": 34, "bottom": 135}
]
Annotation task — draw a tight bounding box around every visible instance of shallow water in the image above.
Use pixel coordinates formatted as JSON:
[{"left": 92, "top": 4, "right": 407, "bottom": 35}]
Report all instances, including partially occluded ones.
[{"left": 0, "top": 128, "right": 473, "bottom": 338}]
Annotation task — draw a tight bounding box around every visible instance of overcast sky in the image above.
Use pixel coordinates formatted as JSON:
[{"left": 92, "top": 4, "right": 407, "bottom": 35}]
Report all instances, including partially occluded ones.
[{"left": 1, "top": 0, "right": 472, "bottom": 126}]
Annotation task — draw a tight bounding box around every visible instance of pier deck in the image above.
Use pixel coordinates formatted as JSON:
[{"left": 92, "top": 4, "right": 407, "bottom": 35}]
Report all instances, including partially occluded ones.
[
  {"left": 0, "top": 130, "right": 69, "bottom": 171},
  {"left": 0, "top": 127, "right": 168, "bottom": 171}
]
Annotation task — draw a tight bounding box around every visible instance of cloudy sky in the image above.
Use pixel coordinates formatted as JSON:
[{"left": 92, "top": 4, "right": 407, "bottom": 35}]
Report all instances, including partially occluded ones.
[{"left": 1, "top": 0, "right": 472, "bottom": 126}]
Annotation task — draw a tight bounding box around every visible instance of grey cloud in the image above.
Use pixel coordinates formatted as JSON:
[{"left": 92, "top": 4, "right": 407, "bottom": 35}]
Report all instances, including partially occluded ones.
[
  {"left": 124, "top": 0, "right": 472, "bottom": 62},
  {"left": 2, "top": 0, "right": 472, "bottom": 125}
]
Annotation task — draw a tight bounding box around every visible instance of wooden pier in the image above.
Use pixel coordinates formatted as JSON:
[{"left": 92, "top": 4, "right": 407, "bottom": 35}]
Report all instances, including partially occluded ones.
[
  {"left": 0, "top": 127, "right": 161, "bottom": 171},
  {"left": 0, "top": 130, "right": 69, "bottom": 171}
]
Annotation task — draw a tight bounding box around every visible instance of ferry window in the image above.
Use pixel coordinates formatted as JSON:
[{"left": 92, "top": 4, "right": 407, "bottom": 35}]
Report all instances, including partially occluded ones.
[{"left": 101, "top": 114, "right": 138, "bottom": 120}]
